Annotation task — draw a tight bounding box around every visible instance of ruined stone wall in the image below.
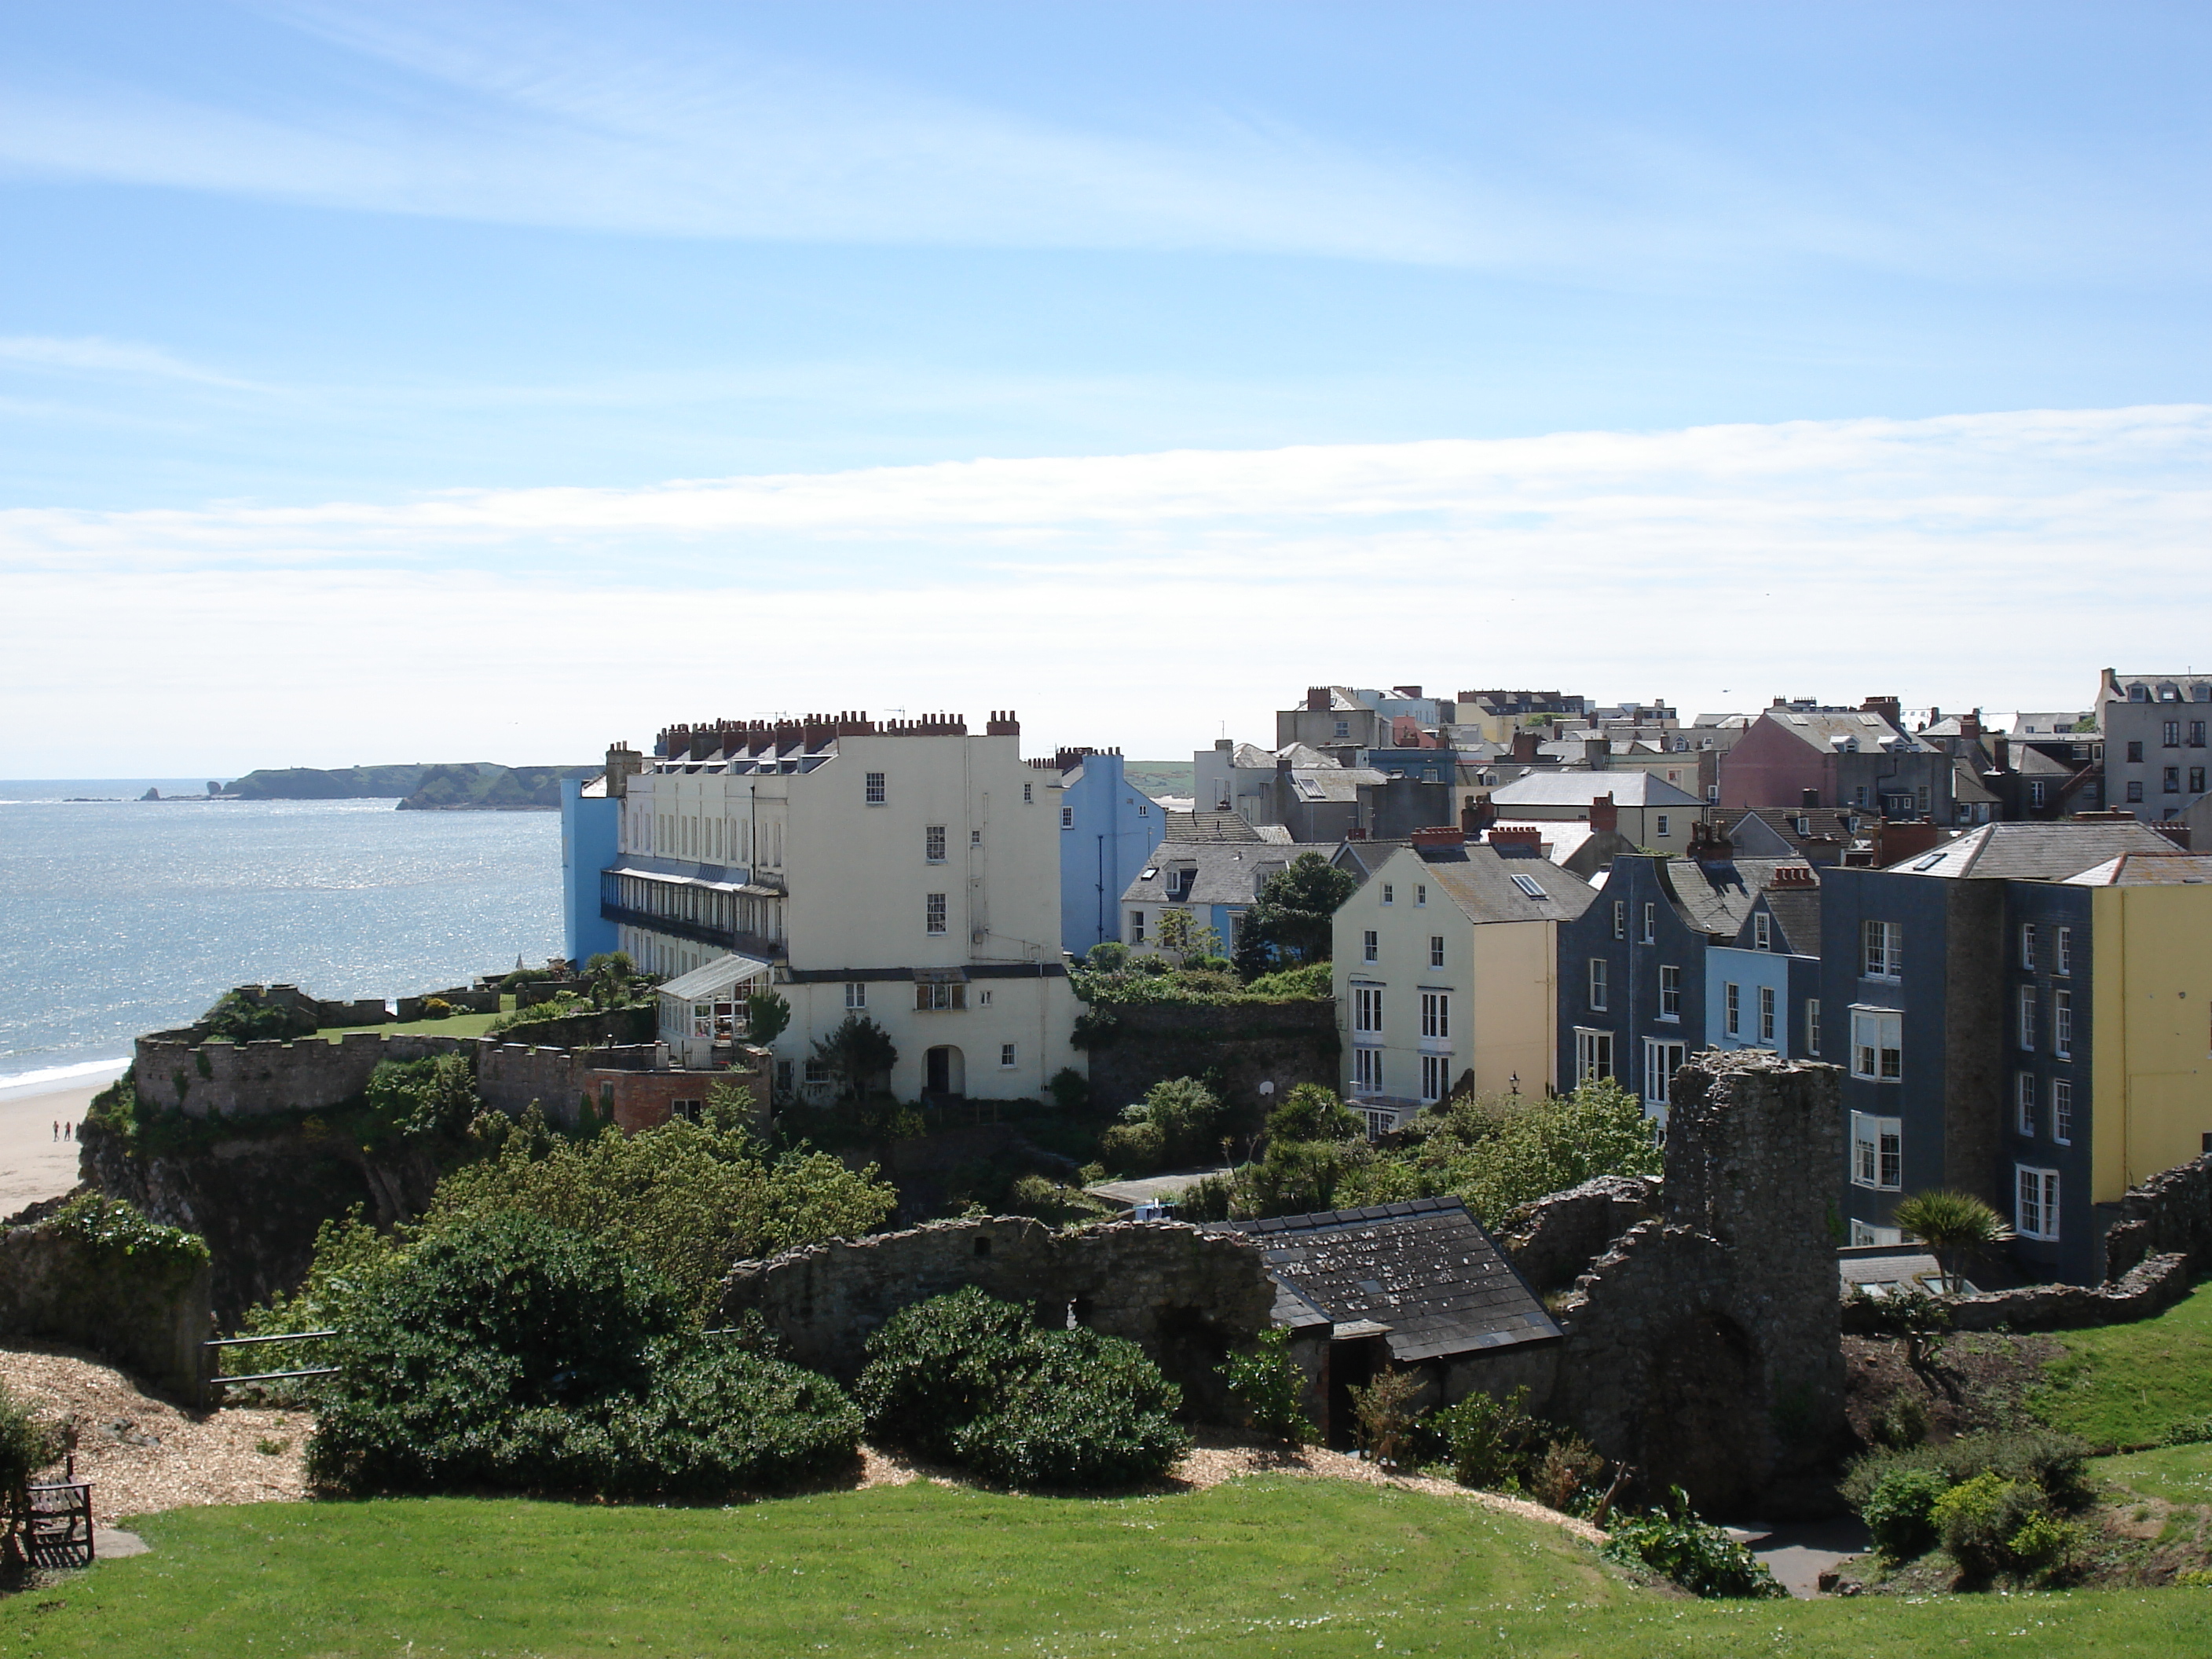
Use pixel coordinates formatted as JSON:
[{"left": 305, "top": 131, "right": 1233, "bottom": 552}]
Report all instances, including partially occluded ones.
[
  {"left": 1844, "top": 1250, "right": 2195, "bottom": 1336},
  {"left": 1083, "top": 1000, "right": 1340, "bottom": 1118},
  {"left": 0, "top": 1217, "right": 212, "bottom": 1398},
  {"left": 1497, "top": 1174, "right": 1661, "bottom": 1294},
  {"left": 1546, "top": 1052, "right": 1846, "bottom": 1515},
  {"left": 720, "top": 1216, "right": 1276, "bottom": 1421},
  {"left": 2102, "top": 1153, "right": 2212, "bottom": 1280}
]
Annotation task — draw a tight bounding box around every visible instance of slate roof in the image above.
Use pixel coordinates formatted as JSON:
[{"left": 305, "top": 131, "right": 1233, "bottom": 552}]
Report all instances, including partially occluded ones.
[
  {"left": 1413, "top": 843, "right": 1599, "bottom": 925},
  {"left": 1486, "top": 770, "right": 1701, "bottom": 809},
  {"left": 1758, "top": 885, "right": 1824, "bottom": 956},
  {"left": 1659, "top": 856, "right": 1799, "bottom": 938},
  {"left": 1122, "top": 842, "right": 1336, "bottom": 907},
  {"left": 1290, "top": 768, "right": 1387, "bottom": 803},
  {"left": 1212, "top": 1196, "right": 1560, "bottom": 1363},
  {"left": 1757, "top": 708, "right": 1905, "bottom": 752},
  {"left": 1892, "top": 820, "right": 2185, "bottom": 881},
  {"left": 2065, "top": 853, "right": 2212, "bottom": 886},
  {"left": 1721, "top": 808, "right": 1861, "bottom": 855},
  {"left": 1162, "top": 809, "right": 1262, "bottom": 844}
]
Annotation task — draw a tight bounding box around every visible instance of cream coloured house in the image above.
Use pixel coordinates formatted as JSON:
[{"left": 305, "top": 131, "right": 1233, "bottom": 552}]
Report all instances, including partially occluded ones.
[
  {"left": 1332, "top": 830, "right": 1597, "bottom": 1127},
  {"left": 603, "top": 712, "right": 1079, "bottom": 1104}
]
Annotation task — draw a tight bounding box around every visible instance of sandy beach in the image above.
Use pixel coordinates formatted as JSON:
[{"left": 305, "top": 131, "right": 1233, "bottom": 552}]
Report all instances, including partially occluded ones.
[{"left": 0, "top": 1079, "right": 110, "bottom": 1218}]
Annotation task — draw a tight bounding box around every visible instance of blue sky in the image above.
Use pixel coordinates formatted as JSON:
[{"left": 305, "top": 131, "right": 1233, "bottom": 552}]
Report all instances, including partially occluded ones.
[{"left": 2, "top": 2, "right": 2208, "bottom": 772}]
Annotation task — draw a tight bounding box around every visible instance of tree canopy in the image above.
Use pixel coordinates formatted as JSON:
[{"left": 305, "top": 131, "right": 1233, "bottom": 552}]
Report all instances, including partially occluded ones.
[{"left": 1232, "top": 852, "right": 1357, "bottom": 977}]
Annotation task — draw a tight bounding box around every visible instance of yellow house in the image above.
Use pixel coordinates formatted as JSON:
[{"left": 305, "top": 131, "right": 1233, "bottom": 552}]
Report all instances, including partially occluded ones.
[
  {"left": 2066, "top": 853, "right": 2212, "bottom": 1203},
  {"left": 1331, "top": 830, "right": 1598, "bottom": 1130}
]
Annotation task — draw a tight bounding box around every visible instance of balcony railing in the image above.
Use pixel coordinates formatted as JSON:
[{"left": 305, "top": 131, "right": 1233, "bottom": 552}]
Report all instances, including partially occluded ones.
[{"left": 600, "top": 903, "right": 785, "bottom": 961}]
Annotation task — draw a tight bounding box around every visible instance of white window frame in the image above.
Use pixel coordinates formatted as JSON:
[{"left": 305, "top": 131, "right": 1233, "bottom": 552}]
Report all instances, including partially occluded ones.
[
  {"left": 1419, "top": 1052, "right": 1451, "bottom": 1104},
  {"left": 844, "top": 982, "right": 866, "bottom": 1009},
  {"left": 925, "top": 824, "right": 947, "bottom": 862},
  {"left": 925, "top": 892, "right": 948, "bottom": 936},
  {"left": 1382, "top": 883, "right": 1394, "bottom": 906},
  {"left": 1612, "top": 900, "right": 1625, "bottom": 939},
  {"left": 1363, "top": 929, "right": 1379, "bottom": 964},
  {"left": 2020, "top": 923, "right": 2037, "bottom": 971},
  {"left": 1419, "top": 991, "right": 1450, "bottom": 1042},
  {"left": 2018, "top": 985, "right": 2038, "bottom": 1051},
  {"left": 1640, "top": 902, "right": 1657, "bottom": 944},
  {"left": 1654, "top": 814, "right": 1670, "bottom": 837},
  {"left": 1060, "top": 806, "right": 1075, "bottom": 829},
  {"left": 1352, "top": 1046, "right": 1384, "bottom": 1095},
  {"left": 2053, "top": 989, "right": 2073, "bottom": 1059},
  {"left": 1000, "top": 1042, "right": 1017, "bottom": 1069},
  {"left": 1643, "top": 1038, "right": 1686, "bottom": 1111},
  {"left": 1588, "top": 958, "right": 1609, "bottom": 1011},
  {"left": 1806, "top": 998, "right": 1821, "bottom": 1056},
  {"left": 2055, "top": 926, "right": 2072, "bottom": 976},
  {"left": 1851, "top": 1110, "right": 1903, "bottom": 1191},
  {"left": 1415, "top": 884, "right": 1427, "bottom": 906},
  {"left": 1574, "top": 1027, "right": 1614, "bottom": 1086},
  {"left": 865, "top": 771, "right": 887, "bottom": 805},
  {"left": 2052, "top": 1079, "right": 2074, "bottom": 1145},
  {"left": 1758, "top": 984, "right": 1776, "bottom": 1043},
  {"left": 1753, "top": 912, "right": 1771, "bottom": 951},
  {"left": 1724, "top": 981, "right": 1741, "bottom": 1037},
  {"left": 1659, "top": 965, "right": 1681, "bottom": 1021},
  {"left": 1851, "top": 1007, "right": 1903, "bottom": 1082},
  {"left": 1429, "top": 934, "right": 1445, "bottom": 969},
  {"left": 1129, "top": 910, "right": 1146, "bottom": 943},
  {"left": 2016, "top": 1164, "right": 2060, "bottom": 1241},
  {"left": 2016, "top": 1071, "right": 2037, "bottom": 1137},
  {"left": 1862, "top": 920, "right": 1902, "bottom": 981},
  {"left": 1353, "top": 985, "right": 1384, "bottom": 1035}
]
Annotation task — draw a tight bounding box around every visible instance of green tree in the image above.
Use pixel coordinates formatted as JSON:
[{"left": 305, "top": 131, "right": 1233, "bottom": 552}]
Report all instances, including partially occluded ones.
[
  {"left": 744, "top": 991, "right": 793, "bottom": 1046},
  {"left": 1265, "top": 1082, "right": 1361, "bottom": 1144},
  {"left": 1232, "top": 852, "right": 1356, "bottom": 977},
  {"left": 1892, "top": 1189, "right": 2011, "bottom": 1292},
  {"left": 1154, "top": 906, "right": 1224, "bottom": 968},
  {"left": 810, "top": 1014, "right": 899, "bottom": 1104},
  {"left": 363, "top": 1053, "right": 480, "bottom": 1140}
]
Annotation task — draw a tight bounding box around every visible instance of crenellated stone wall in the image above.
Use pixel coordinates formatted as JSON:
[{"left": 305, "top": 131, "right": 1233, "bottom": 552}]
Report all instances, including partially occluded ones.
[
  {"left": 1496, "top": 1174, "right": 1661, "bottom": 1294},
  {"left": 719, "top": 1216, "right": 1277, "bottom": 1422},
  {"left": 1545, "top": 1052, "right": 1847, "bottom": 1516}
]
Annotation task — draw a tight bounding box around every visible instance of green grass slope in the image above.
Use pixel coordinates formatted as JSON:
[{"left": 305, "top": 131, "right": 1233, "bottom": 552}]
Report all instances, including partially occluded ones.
[
  {"left": 13, "top": 1478, "right": 2208, "bottom": 1658},
  {"left": 2029, "top": 1277, "right": 2212, "bottom": 1446}
]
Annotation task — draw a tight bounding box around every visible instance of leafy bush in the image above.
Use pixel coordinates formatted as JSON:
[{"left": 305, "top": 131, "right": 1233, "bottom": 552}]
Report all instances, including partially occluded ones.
[
  {"left": 1842, "top": 1428, "right": 2093, "bottom": 1514},
  {"left": 1348, "top": 1365, "right": 1423, "bottom": 1470},
  {"left": 364, "top": 1053, "right": 479, "bottom": 1140},
  {"left": 1428, "top": 1385, "right": 1549, "bottom": 1490},
  {"left": 854, "top": 1287, "right": 1189, "bottom": 1489},
  {"left": 1099, "top": 1119, "right": 1166, "bottom": 1175},
  {"left": 1528, "top": 1435, "right": 1606, "bottom": 1514},
  {"left": 1230, "top": 852, "right": 1356, "bottom": 977},
  {"left": 1219, "top": 1328, "right": 1313, "bottom": 1445},
  {"left": 306, "top": 1213, "right": 859, "bottom": 1497},
  {"left": 1265, "top": 1083, "right": 1361, "bottom": 1145},
  {"left": 420, "top": 997, "right": 454, "bottom": 1020},
  {"left": 1932, "top": 1472, "right": 2057, "bottom": 1578},
  {"left": 1241, "top": 961, "right": 1334, "bottom": 999},
  {"left": 2168, "top": 1415, "right": 2212, "bottom": 1448},
  {"left": 485, "top": 994, "right": 591, "bottom": 1035},
  {"left": 0, "top": 1379, "right": 61, "bottom": 1495},
  {"left": 1097, "top": 1077, "right": 1226, "bottom": 1175},
  {"left": 200, "top": 989, "right": 317, "bottom": 1044},
  {"left": 48, "top": 1192, "right": 209, "bottom": 1268},
  {"left": 1851, "top": 1283, "right": 1953, "bottom": 1368},
  {"left": 1602, "top": 1489, "right": 1786, "bottom": 1599},
  {"left": 426, "top": 1109, "right": 895, "bottom": 1314},
  {"left": 1047, "top": 1068, "right": 1090, "bottom": 1112},
  {"left": 745, "top": 991, "right": 793, "bottom": 1047},
  {"left": 1002, "top": 1174, "right": 1109, "bottom": 1225},
  {"left": 1871, "top": 1390, "right": 1931, "bottom": 1450},
  {"left": 1862, "top": 1466, "right": 1950, "bottom": 1558}
]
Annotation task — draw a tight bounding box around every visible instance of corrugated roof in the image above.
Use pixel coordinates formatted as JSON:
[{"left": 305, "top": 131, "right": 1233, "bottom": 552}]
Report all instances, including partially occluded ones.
[
  {"left": 659, "top": 953, "right": 774, "bottom": 1000},
  {"left": 1212, "top": 1196, "right": 1559, "bottom": 1363}
]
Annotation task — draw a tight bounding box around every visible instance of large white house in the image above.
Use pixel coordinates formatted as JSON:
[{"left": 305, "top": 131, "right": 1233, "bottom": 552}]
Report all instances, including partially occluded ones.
[{"left": 602, "top": 711, "right": 1079, "bottom": 1104}]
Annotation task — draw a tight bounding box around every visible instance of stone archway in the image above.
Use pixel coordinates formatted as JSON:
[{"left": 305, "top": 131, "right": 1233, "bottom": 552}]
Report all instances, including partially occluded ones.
[{"left": 1638, "top": 1311, "right": 1762, "bottom": 1514}]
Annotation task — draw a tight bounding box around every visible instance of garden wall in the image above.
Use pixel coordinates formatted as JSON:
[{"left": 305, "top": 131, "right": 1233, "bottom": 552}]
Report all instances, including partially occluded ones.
[
  {"left": 1082, "top": 999, "right": 1339, "bottom": 1119},
  {"left": 2102, "top": 1152, "right": 2212, "bottom": 1280},
  {"left": 0, "top": 1214, "right": 212, "bottom": 1398}
]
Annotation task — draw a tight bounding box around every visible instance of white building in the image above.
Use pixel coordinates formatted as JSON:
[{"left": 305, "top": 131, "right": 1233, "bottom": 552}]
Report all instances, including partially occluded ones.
[
  {"left": 2097, "top": 668, "right": 2211, "bottom": 822},
  {"left": 602, "top": 711, "right": 1079, "bottom": 1104}
]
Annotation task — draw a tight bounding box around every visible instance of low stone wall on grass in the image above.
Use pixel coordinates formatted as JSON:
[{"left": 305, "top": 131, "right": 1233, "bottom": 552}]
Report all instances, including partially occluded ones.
[{"left": 0, "top": 1208, "right": 211, "bottom": 1399}]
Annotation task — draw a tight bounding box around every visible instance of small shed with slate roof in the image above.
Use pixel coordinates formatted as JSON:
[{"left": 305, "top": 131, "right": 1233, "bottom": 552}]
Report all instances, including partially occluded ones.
[{"left": 1211, "top": 1196, "right": 1562, "bottom": 1441}]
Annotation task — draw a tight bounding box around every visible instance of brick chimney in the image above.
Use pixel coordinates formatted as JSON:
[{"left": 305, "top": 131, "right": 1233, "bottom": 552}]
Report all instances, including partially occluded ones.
[
  {"left": 1874, "top": 822, "right": 1946, "bottom": 866},
  {"left": 1511, "top": 730, "right": 1542, "bottom": 764},
  {"left": 1862, "top": 694, "right": 1902, "bottom": 729},
  {"left": 1393, "top": 685, "right": 1423, "bottom": 700},
  {"left": 1462, "top": 793, "right": 1498, "bottom": 834},
  {"left": 1767, "top": 863, "right": 1818, "bottom": 889},
  {"left": 1306, "top": 686, "right": 1330, "bottom": 713},
  {"left": 1410, "top": 826, "right": 1465, "bottom": 848},
  {"left": 1686, "top": 820, "right": 1734, "bottom": 864},
  {"left": 1959, "top": 709, "right": 1983, "bottom": 742},
  {"left": 1588, "top": 792, "right": 1618, "bottom": 834},
  {"left": 986, "top": 709, "right": 1021, "bottom": 736},
  {"left": 1486, "top": 826, "right": 1543, "bottom": 855},
  {"left": 603, "top": 742, "right": 643, "bottom": 799}
]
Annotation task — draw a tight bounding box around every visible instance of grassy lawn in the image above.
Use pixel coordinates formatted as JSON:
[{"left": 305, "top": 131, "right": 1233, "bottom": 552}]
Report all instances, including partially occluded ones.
[
  {"left": 2027, "top": 1277, "right": 2212, "bottom": 1446},
  {"left": 317, "top": 997, "right": 516, "bottom": 1044},
  {"left": 13, "top": 1478, "right": 2211, "bottom": 1658},
  {"left": 2098, "top": 1442, "right": 2212, "bottom": 1508}
]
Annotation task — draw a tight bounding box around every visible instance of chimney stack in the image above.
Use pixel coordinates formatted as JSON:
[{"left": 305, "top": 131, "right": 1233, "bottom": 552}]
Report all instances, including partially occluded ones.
[
  {"left": 1462, "top": 793, "right": 1498, "bottom": 834},
  {"left": 1511, "top": 730, "right": 1542, "bottom": 764},
  {"left": 1588, "top": 792, "right": 1618, "bottom": 834},
  {"left": 603, "top": 742, "right": 643, "bottom": 799},
  {"left": 1306, "top": 687, "right": 1330, "bottom": 713}
]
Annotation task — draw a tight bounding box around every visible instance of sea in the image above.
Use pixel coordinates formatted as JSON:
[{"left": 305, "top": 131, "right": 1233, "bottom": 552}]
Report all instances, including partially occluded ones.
[{"left": 0, "top": 781, "right": 564, "bottom": 1093}]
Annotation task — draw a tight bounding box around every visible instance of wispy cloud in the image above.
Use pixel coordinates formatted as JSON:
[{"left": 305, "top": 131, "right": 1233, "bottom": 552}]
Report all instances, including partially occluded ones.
[
  {"left": 0, "top": 335, "right": 262, "bottom": 390},
  {"left": 2, "top": 404, "right": 2205, "bottom": 771}
]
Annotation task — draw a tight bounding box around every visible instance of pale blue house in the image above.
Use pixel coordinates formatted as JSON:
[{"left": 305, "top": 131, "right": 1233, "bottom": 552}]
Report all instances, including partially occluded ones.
[
  {"left": 1704, "top": 873, "right": 1823, "bottom": 1058},
  {"left": 560, "top": 773, "right": 621, "bottom": 965},
  {"left": 1044, "top": 749, "right": 1166, "bottom": 957}
]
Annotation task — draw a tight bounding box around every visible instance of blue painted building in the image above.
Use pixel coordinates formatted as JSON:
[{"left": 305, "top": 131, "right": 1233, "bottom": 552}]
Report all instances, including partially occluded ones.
[
  {"left": 1705, "top": 873, "right": 1824, "bottom": 1060},
  {"left": 560, "top": 770, "right": 622, "bottom": 965},
  {"left": 1041, "top": 749, "right": 1166, "bottom": 957}
]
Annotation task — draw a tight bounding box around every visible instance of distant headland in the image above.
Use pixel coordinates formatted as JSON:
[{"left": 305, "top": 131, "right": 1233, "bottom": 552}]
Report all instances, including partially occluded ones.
[{"left": 201, "top": 762, "right": 596, "bottom": 811}]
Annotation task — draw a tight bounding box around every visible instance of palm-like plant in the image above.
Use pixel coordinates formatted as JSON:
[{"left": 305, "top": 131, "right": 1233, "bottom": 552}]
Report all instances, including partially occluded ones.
[{"left": 1892, "top": 1189, "right": 2012, "bottom": 1292}]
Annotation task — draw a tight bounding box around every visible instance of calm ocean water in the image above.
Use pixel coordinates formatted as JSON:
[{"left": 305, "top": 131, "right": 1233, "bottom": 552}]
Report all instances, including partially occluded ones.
[{"left": 0, "top": 782, "right": 563, "bottom": 1088}]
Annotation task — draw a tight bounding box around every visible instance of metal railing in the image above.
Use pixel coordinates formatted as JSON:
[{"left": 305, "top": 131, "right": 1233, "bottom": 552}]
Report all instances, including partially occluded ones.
[{"left": 201, "top": 1329, "right": 339, "bottom": 1408}]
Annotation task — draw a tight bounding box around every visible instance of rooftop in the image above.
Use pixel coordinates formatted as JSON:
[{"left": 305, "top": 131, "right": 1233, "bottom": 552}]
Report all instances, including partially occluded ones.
[
  {"left": 1485, "top": 770, "right": 1701, "bottom": 808},
  {"left": 1890, "top": 820, "right": 2185, "bottom": 881}
]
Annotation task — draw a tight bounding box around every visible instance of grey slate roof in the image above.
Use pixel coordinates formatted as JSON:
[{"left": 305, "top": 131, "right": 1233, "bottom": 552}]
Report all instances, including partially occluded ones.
[
  {"left": 1419, "top": 842, "right": 1599, "bottom": 924},
  {"left": 1659, "top": 856, "right": 1798, "bottom": 939},
  {"left": 1487, "top": 770, "right": 1701, "bottom": 809},
  {"left": 1757, "top": 886, "right": 1824, "bottom": 956},
  {"left": 1162, "top": 809, "right": 1262, "bottom": 844},
  {"left": 1721, "top": 808, "right": 1862, "bottom": 855},
  {"left": 2065, "top": 853, "right": 2212, "bottom": 886},
  {"left": 1213, "top": 1196, "right": 1560, "bottom": 1363},
  {"left": 1893, "top": 820, "right": 2185, "bottom": 881},
  {"left": 1121, "top": 842, "right": 1336, "bottom": 907}
]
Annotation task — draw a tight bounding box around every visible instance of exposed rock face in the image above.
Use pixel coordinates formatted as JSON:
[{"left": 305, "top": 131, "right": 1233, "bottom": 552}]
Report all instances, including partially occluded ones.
[
  {"left": 1547, "top": 1052, "right": 1847, "bottom": 1516},
  {"left": 720, "top": 1216, "right": 1277, "bottom": 1422}
]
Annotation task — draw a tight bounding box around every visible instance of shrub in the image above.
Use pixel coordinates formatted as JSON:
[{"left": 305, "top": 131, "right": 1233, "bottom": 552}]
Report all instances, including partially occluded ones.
[
  {"left": 1862, "top": 1466, "right": 1950, "bottom": 1558},
  {"left": 1529, "top": 1435, "right": 1605, "bottom": 1514},
  {"left": 1348, "top": 1365, "right": 1423, "bottom": 1470},
  {"left": 420, "top": 997, "right": 454, "bottom": 1020},
  {"left": 854, "top": 1287, "right": 1189, "bottom": 1489},
  {"left": 1871, "top": 1390, "right": 1931, "bottom": 1450},
  {"left": 1219, "top": 1328, "right": 1314, "bottom": 1445},
  {"left": 1602, "top": 1489, "right": 1786, "bottom": 1599},
  {"left": 46, "top": 1192, "right": 211, "bottom": 1268},
  {"left": 1851, "top": 1283, "right": 1952, "bottom": 1368},
  {"left": 200, "top": 990, "right": 317, "bottom": 1044},
  {"left": 485, "top": 994, "right": 591, "bottom": 1035},
  {"left": 1099, "top": 1119, "right": 1166, "bottom": 1176},
  {"left": 1429, "top": 1385, "right": 1548, "bottom": 1491},
  {"left": 306, "top": 1213, "right": 859, "bottom": 1497},
  {"left": 1133, "top": 1077, "right": 1225, "bottom": 1165},
  {"left": 1002, "top": 1174, "right": 1109, "bottom": 1225},
  {"left": 1241, "top": 961, "right": 1334, "bottom": 999},
  {"left": 364, "top": 1053, "right": 479, "bottom": 1140},
  {"left": 1842, "top": 1428, "right": 2093, "bottom": 1515},
  {"left": 0, "top": 1379, "right": 61, "bottom": 1495},
  {"left": 1933, "top": 1472, "right": 2054, "bottom": 1579},
  {"left": 1265, "top": 1083, "right": 1361, "bottom": 1145},
  {"left": 1047, "top": 1068, "right": 1090, "bottom": 1112}
]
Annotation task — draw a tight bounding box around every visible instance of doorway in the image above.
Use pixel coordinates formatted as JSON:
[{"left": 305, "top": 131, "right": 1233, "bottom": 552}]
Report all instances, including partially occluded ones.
[{"left": 925, "top": 1046, "right": 965, "bottom": 1097}]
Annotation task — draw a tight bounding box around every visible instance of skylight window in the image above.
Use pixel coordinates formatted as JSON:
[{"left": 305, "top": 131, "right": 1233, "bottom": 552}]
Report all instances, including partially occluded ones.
[
  {"left": 1509, "top": 873, "right": 1547, "bottom": 898},
  {"left": 1911, "top": 854, "right": 1948, "bottom": 872}
]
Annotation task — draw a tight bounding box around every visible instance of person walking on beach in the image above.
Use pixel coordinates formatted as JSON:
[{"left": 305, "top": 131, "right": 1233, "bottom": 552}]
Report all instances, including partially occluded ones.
[
  {"left": 62, "top": 1122, "right": 71, "bottom": 1142},
  {"left": 52, "top": 1120, "right": 58, "bottom": 1141}
]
